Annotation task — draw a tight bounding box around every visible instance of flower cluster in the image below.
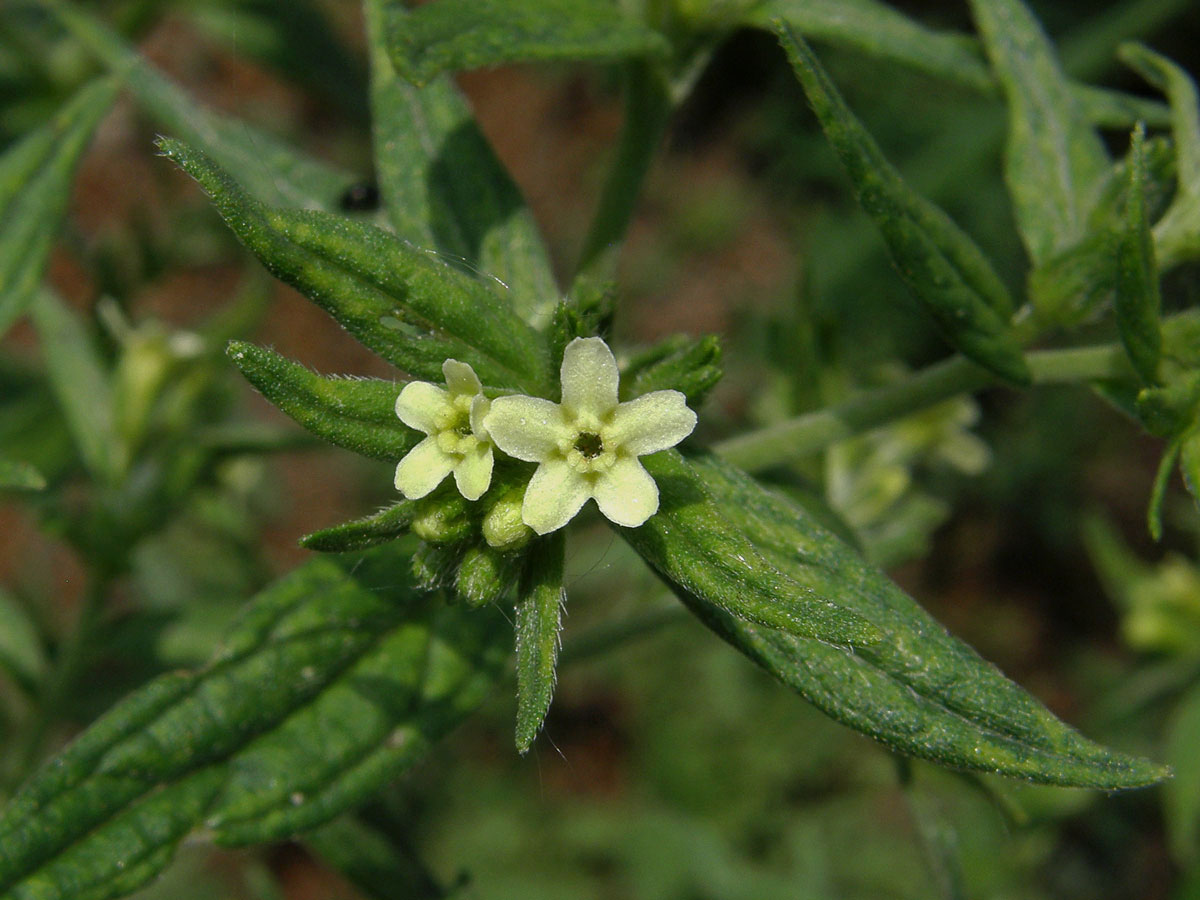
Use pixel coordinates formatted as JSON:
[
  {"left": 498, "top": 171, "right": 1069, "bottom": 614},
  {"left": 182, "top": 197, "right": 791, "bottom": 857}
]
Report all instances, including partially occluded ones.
[{"left": 393, "top": 337, "right": 697, "bottom": 535}]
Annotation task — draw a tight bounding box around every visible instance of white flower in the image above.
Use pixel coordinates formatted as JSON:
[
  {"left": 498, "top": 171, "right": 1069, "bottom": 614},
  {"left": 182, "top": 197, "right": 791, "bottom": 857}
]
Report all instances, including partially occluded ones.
[
  {"left": 483, "top": 337, "right": 697, "bottom": 534},
  {"left": 394, "top": 360, "right": 493, "bottom": 501}
]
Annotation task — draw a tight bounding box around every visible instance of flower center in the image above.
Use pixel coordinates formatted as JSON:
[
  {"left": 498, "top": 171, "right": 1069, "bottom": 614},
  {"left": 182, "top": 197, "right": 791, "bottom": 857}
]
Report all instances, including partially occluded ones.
[{"left": 573, "top": 432, "right": 604, "bottom": 459}]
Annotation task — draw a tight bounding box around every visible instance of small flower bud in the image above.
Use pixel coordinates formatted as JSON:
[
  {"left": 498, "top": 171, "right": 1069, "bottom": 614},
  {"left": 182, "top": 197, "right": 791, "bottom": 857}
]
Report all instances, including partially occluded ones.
[
  {"left": 482, "top": 487, "right": 533, "bottom": 551},
  {"left": 455, "top": 545, "right": 521, "bottom": 608},
  {"left": 410, "top": 493, "right": 471, "bottom": 544}
]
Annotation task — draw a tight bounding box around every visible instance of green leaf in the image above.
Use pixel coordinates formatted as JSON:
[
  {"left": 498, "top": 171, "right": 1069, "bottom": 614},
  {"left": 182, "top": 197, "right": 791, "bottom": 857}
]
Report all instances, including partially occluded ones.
[
  {"left": 385, "top": 0, "right": 670, "bottom": 85},
  {"left": 1147, "top": 438, "right": 1179, "bottom": 541},
  {"left": 514, "top": 532, "right": 565, "bottom": 753},
  {"left": 775, "top": 24, "right": 1030, "bottom": 385},
  {"left": 747, "top": 0, "right": 1170, "bottom": 129},
  {"left": 301, "top": 502, "right": 417, "bottom": 552},
  {"left": 46, "top": 0, "right": 351, "bottom": 210},
  {"left": 622, "top": 334, "right": 723, "bottom": 408},
  {"left": 162, "top": 142, "right": 552, "bottom": 392},
  {"left": 1165, "top": 679, "right": 1200, "bottom": 864},
  {"left": 226, "top": 341, "right": 413, "bottom": 462},
  {"left": 366, "top": 0, "right": 559, "bottom": 327},
  {"left": 0, "top": 77, "right": 119, "bottom": 338},
  {"left": 624, "top": 450, "right": 883, "bottom": 646},
  {"left": 1114, "top": 124, "right": 1164, "bottom": 386},
  {"left": 968, "top": 0, "right": 1111, "bottom": 266},
  {"left": 0, "top": 455, "right": 46, "bottom": 491},
  {"left": 0, "top": 587, "right": 45, "bottom": 689},
  {"left": 28, "top": 291, "right": 118, "bottom": 482},
  {"left": 1120, "top": 43, "right": 1200, "bottom": 269},
  {"left": 631, "top": 450, "right": 1168, "bottom": 788},
  {"left": 0, "top": 547, "right": 509, "bottom": 900}
]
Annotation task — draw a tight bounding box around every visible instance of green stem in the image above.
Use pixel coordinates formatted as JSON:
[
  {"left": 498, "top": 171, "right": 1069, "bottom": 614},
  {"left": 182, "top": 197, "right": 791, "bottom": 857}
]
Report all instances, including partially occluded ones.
[
  {"left": 716, "top": 342, "right": 1131, "bottom": 472},
  {"left": 574, "top": 60, "right": 672, "bottom": 280},
  {"left": 7, "top": 573, "right": 109, "bottom": 786}
]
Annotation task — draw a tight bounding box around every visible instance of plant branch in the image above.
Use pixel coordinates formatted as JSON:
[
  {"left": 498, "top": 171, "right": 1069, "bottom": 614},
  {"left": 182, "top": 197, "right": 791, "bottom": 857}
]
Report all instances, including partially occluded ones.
[{"left": 715, "top": 342, "right": 1132, "bottom": 472}]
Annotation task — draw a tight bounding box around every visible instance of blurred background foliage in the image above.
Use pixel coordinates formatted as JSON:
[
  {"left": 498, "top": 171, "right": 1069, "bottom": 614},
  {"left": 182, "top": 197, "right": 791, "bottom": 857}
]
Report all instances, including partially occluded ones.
[{"left": 2, "top": 0, "right": 1200, "bottom": 897}]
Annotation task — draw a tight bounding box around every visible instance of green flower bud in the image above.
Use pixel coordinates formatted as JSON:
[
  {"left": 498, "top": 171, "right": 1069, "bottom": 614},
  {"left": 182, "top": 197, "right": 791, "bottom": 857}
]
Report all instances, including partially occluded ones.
[
  {"left": 410, "top": 492, "right": 472, "bottom": 544},
  {"left": 455, "top": 545, "right": 521, "bottom": 608},
  {"left": 482, "top": 487, "right": 533, "bottom": 551}
]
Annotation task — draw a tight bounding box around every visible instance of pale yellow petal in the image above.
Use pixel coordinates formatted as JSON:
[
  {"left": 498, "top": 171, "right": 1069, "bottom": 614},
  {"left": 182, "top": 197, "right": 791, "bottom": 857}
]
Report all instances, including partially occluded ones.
[
  {"left": 442, "top": 358, "right": 482, "bottom": 397},
  {"left": 453, "top": 445, "right": 494, "bottom": 501},
  {"left": 606, "top": 390, "right": 697, "bottom": 457},
  {"left": 521, "top": 459, "right": 591, "bottom": 534},
  {"left": 560, "top": 337, "right": 619, "bottom": 418},
  {"left": 393, "top": 436, "right": 455, "bottom": 499},
  {"left": 395, "top": 381, "right": 451, "bottom": 434},
  {"left": 470, "top": 394, "right": 492, "bottom": 440},
  {"left": 593, "top": 456, "right": 659, "bottom": 528},
  {"left": 484, "top": 395, "right": 570, "bottom": 462}
]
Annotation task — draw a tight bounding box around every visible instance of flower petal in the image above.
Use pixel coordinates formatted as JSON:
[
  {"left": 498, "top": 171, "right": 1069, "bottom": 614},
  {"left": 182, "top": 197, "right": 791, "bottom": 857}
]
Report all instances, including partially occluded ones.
[
  {"left": 522, "top": 459, "right": 591, "bottom": 534},
  {"left": 593, "top": 456, "right": 659, "bottom": 528},
  {"left": 394, "top": 436, "right": 455, "bottom": 499},
  {"left": 484, "top": 395, "right": 570, "bottom": 462},
  {"left": 560, "top": 337, "right": 619, "bottom": 418},
  {"left": 607, "top": 389, "right": 697, "bottom": 457},
  {"left": 395, "top": 381, "right": 450, "bottom": 434},
  {"left": 470, "top": 394, "right": 492, "bottom": 440},
  {"left": 442, "top": 358, "right": 482, "bottom": 397},
  {"left": 453, "top": 444, "right": 494, "bottom": 501}
]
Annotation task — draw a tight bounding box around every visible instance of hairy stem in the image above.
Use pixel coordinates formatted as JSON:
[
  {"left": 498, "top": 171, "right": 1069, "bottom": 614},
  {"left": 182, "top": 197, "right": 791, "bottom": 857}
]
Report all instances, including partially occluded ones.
[{"left": 716, "top": 342, "right": 1131, "bottom": 472}]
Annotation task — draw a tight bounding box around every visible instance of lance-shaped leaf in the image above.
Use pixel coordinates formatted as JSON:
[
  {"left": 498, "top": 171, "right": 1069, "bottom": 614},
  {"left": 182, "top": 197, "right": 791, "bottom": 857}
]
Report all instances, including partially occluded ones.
[
  {"left": 514, "top": 532, "right": 565, "bottom": 753},
  {"left": 367, "top": 0, "right": 560, "bottom": 326},
  {"left": 968, "top": 0, "right": 1111, "bottom": 266},
  {"left": 29, "top": 291, "right": 119, "bottom": 483},
  {"left": 775, "top": 24, "right": 1029, "bottom": 385},
  {"left": 1115, "top": 125, "right": 1163, "bottom": 386},
  {"left": 163, "top": 142, "right": 552, "bottom": 392},
  {"left": 0, "top": 456, "right": 45, "bottom": 491},
  {"left": 0, "top": 547, "right": 510, "bottom": 900},
  {"left": 0, "top": 77, "right": 118, "bottom": 338},
  {"left": 386, "top": 0, "right": 670, "bottom": 85},
  {"left": 621, "top": 451, "right": 881, "bottom": 646},
  {"left": 629, "top": 450, "right": 1167, "bottom": 788},
  {"left": 1121, "top": 43, "right": 1200, "bottom": 270},
  {"left": 45, "top": 0, "right": 350, "bottom": 210},
  {"left": 301, "top": 502, "right": 417, "bottom": 552},
  {"left": 226, "top": 341, "right": 412, "bottom": 462}
]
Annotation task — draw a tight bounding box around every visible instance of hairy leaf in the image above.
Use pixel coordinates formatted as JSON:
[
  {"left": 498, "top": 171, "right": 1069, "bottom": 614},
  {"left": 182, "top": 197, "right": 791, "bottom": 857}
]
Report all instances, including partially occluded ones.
[
  {"left": 514, "top": 532, "right": 565, "bottom": 753},
  {"left": 0, "top": 548, "right": 509, "bottom": 900},
  {"left": 226, "top": 342, "right": 412, "bottom": 462},
  {"left": 629, "top": 450, "right": 1168, "bottom": 788},
  {"left": 776, "top": 25, "right": 1029, "bottom": 385},
  {"left": 623, "top": 450, "right": 883, "bottom": 646},
  {"left": 0, "top": 77, "right": 118, "bottom": 338},
  {"left": 29, "top": 291, "right": 118, "bottom": 483},
  {"left": 301, "top": 502, "right": 418, "bottom": 552},
  {"left": 367, "top": 0, "right": 559, "bottom": 326},
  {"left": 968, "top": 0, "right": 1112, "bottom": 266},
  {"left": 386, "top": 0, "right": 669, "bottom": 85},
  {"left": 163, "top": 143, "right": 551, "bottom": 392},
  {"left": 1115, "top": 125, "right": 1163, "bottom": 385},
  {"left": 46, "top": 0, "right": 351, "bottom": 210}
]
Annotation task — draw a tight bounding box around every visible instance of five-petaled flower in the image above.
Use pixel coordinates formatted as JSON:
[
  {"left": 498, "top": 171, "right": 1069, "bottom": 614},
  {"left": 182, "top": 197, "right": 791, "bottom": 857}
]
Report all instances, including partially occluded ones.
[
  {"left": 394, "top": 359, "right": 493, "bottom": 501},
  {"left": 483, "top": 337, "right": 697, "bottom": 534}
]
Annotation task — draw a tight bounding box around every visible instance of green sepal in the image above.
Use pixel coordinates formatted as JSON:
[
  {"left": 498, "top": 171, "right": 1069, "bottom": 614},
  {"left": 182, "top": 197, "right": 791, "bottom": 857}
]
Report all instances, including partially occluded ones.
[
  {"left": 0, "top": 548, "right": 509, "bottom": 897},
  {"left": 968, "top": 0, "right": 1111, "bottom": 267},
  {"left": 411, "top": 542, "right": 466, "bottom": 590},
  {"left": 1181, "top": 426, "right": 1200, "bottom": 512},
  {"left": 226, "top": 342, "right": 413, "bottom": 462},
  {"left": 514, "top": 532, "right": 566, "bottom": 754},
  {"left": 160, "top": 140, "right": 551, "bottom": 393},
  {"left": 0, "top": 456, "right": 46, "bottom": 492},
  {"left": 624, "top": 449, "right": 883, "bottom": 646},
  {"left": 1115, "top": 125, "right": 1164, "bottom": 386},
  {"left": 547, "top": 281, "right": 616, "bottom": 373},
  {"left": 622, "top": 334, "right": 723, "bottom": 408},
  {"left": 1147, "top": 438, "right": 1181, "bottom": 541},
  {"left": 1136, "top": 372, "right": 1200, "bottom": 438},
  {"left": 456, "top": 545, "right": 523, "bottom": 608},
  {"left": 0, "top": 77, "right": 120, "bottom": 338},
  {"left": 301, "top": 503, "right": 417, "bottom": 552},
  {"left": 775, "top": 23, "right": 1030, "bottom": 386},
  {"left": 386, "top": 0, "right": 670, "bottom": 86},
  {"left": 637, "top": 450, "right": 1168, "bottom": 788}
]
